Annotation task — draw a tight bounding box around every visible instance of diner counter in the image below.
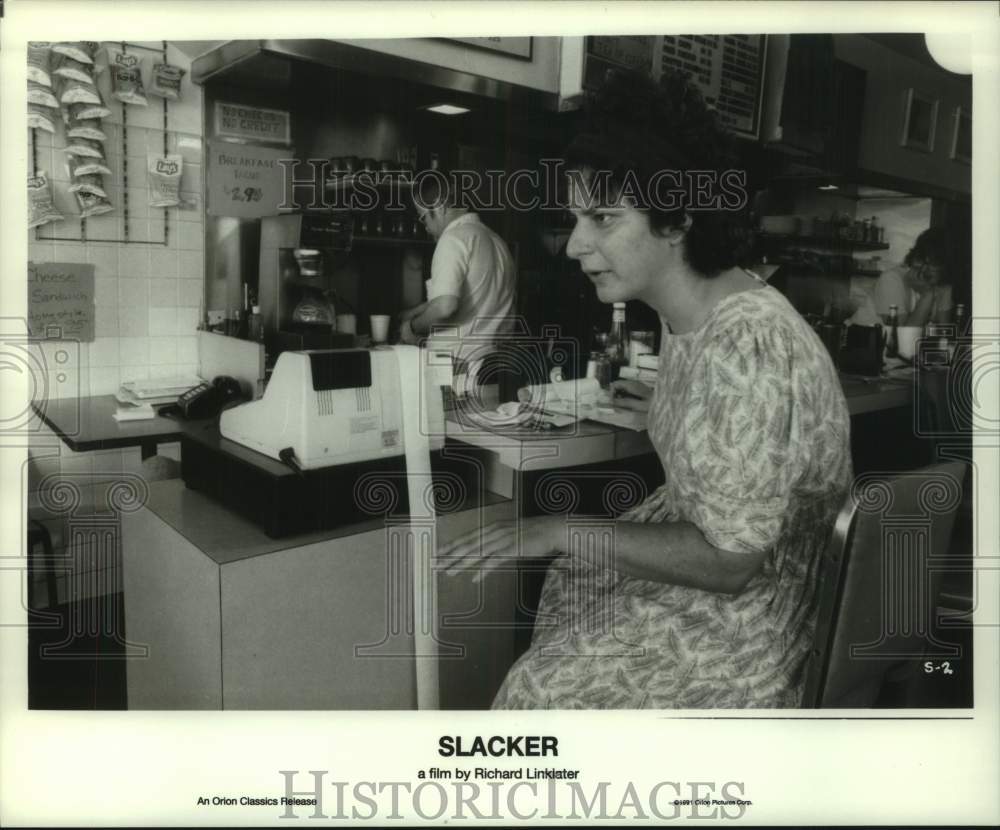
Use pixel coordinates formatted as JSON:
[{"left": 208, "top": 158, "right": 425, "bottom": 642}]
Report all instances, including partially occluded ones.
[{"left": 446, "top": 373, "right": 914, "bottom": 472}]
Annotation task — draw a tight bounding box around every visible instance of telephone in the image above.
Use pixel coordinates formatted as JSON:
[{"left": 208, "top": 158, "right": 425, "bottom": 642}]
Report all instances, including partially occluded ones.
[{"left": 165, "top": 376, "right": 245, "bottom": 419}]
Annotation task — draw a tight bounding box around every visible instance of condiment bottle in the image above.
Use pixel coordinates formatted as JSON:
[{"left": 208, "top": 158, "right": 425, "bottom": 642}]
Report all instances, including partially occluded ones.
[
  {"left": 606, "top": 302, "right": 629, "bottom": 381},
  {"left": 953, "top": 303, "right": 968, "bottom": 338},
  {"left": 886, "top": 304, "right": 900, "bottom": 358}
]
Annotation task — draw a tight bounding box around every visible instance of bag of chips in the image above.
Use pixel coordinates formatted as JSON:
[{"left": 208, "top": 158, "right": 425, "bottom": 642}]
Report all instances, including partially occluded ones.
[
  {"left": 56, "top": 74, "right": 102, "bottom": 105},
  {"left": 69, "top": 172, "right": 108, "bottom": 199},
  {"left": 150, "top": 63, "right": 185, "bottom": 100},
  {"left": 27, "top": 43, "right": 53, "bottom": 86},
  {"left": 148, "top": 154, "right": 182, "bottom": 207},
  {"left": 65, "top": 136, "right": 105, "bottom": 159},
  {"left": 28, "top": 171, "right": 64, "bottom": 228},
  {"left": 53, "top": 52, "right": 96, "bottom": 83},
  {"left": 52, "top": 42, "right": 98, "bottom": 64},
  {"left": 28, "top": 103, "right": 57, "bottom": 132},
  {"left": 28, "top": 81, "right": 59, "bottom": 108},
  {"left": 66, "top": 99, "right": 112, "bottom": 121},
  {"left": 67, "top": 153, "right": 112, "bottom": 178},
  {"left": 107, "top": 47, "right": 148, "bottom": 106},
  {"left": 67, "top": 116, "right": 107, "bottom": 141},
  {"left": 75, "top": 189, "right": 114, "bottom": 218}
]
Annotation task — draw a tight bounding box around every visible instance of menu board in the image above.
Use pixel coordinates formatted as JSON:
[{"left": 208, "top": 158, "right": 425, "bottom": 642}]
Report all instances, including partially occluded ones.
[
  {"left": 27, "top": 261, "right": 95, "bottom": 342},
  {"left": 660, "top": 35, "right": 767, "bottom": 138}
]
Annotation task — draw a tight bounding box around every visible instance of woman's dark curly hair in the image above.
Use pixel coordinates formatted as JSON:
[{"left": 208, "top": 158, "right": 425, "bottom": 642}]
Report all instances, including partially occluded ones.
[
  {"left": 564, "top": 68, "right": 754, "bottom": 277},
  {"left": 904, "top": 226, "right": 962, "bottom": 285}
]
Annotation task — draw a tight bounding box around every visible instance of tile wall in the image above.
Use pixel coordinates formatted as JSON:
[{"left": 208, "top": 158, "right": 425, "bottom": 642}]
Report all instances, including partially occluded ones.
[{"left": 26, "top": 42, "right": 206, "bottom": 604}]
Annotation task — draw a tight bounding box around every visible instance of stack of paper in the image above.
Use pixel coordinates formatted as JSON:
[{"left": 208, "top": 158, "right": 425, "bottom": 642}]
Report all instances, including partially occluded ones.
[
  {"left": 112, "top": 402, "right": 156, "bottom": 422},
  {"left": 117, "top": 375, "right": 202, "bottom": 406}
]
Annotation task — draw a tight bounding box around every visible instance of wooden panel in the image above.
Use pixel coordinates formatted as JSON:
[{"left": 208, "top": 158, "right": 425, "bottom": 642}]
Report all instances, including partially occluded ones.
[
  {"left": 220, "top": 526, "right": 418, "bottom": 710},
  {"left": 197, "top": 331, "right": 265, "bottom": 399},
  {"left": 435, "top": 499, "right": 519, "bottom": 710},
  {"left": 122, "top": 507, "right": 223, "bottom": 709}
]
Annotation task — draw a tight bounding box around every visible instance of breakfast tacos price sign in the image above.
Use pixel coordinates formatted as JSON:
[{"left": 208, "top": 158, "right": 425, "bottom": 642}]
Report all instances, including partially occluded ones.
[{"left": 207, "top": 141, "right": 289, "bottom": 219}]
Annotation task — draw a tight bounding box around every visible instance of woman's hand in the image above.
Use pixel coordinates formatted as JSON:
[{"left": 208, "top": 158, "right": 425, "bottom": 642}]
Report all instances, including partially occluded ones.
[
  {"left": 609, "top": 379, "right": 654, "bottom": 412},
  {"left": 438, "top": 515, "right": 564, "bottom": 582}
]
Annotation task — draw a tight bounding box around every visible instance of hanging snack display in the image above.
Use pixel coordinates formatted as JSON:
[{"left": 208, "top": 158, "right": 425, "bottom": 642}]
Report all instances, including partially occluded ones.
[
  {"left": 74, "top": 189, "right": 114, "bottom": 218},
  {"left": 55, "top": 74, "right": 103, "bottom": 105},
  {"left": 148, "top": 154, "right": 183, "bottom": 208},
  {"left": 107, "top": 47, "right": 149, "bottom": 106},
  {"left": 66, "top": 99, "right": 112, "bottom": 121},
  {"left": 67, "top": 153, "right": 112, "bottom": 178},
  {"left": 68, "top": 171, "right": 109, "bottom": 199},
  {"left": 150, "top": 63, "right": 185, "bottom": 101},
  {"left": 52, "top": 53, "right": 98, "bottom": 84},
  {"left": 65, "top": 136, "right": 105, "bottom": 159},
  {"left": 27, "top": 42, "right": 53, "bottom": 86},
  {"left": 66, "top": 115, "right": 107, "bottom": 141},
  {"left": 28, "top": 172, "right": 64, "bottom": 228},
  {"left": 28, "top": 81, "right": 59, "bottom": 108},
  {"left": 28, "top": 103, "right": 57, "bottom": 132},
  {"left": 52, "top": 41, "right": 99, "bottom": 64}
]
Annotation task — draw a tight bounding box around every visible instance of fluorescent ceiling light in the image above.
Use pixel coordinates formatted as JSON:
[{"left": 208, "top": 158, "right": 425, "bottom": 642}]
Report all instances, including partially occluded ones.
[
  {"left": 818, "top": 184, "right": 839, "bottom": 191},
  {"left": 424, "top": 103, "right": 470, "bottom": 115}
]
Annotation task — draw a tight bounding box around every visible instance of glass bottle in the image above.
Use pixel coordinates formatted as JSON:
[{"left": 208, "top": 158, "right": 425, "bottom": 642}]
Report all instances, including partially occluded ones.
[
  {"left": 953, "top": 303, "right": 968, "bottom": 338},
  {"left": 886, "top": 304, "right": 900, "bottom": 358},
  {"left": 606, "top": 302, "right": 629, "bottom": 381}
]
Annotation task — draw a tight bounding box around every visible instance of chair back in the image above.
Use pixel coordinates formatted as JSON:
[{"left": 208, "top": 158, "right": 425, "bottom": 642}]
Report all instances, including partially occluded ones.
[{"left": 802, "top": 461, "right": 966, "bottom": 707}]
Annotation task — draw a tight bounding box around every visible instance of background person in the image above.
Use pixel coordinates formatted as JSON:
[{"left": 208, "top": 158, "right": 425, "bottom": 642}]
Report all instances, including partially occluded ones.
[
  {"left": 851, "top": 227, "right": 955, "bottom": 327},
  {"left": 439, "top": 68, "right": 853, "bottom": 709},
  {"left": 398, "top": 171, "right": 516, "bottom": 382}
]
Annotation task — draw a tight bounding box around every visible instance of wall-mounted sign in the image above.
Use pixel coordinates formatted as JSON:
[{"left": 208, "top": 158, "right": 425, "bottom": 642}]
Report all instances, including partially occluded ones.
[
  {"left": 214, "top": 102, "right": 291, "bottom": 144},
  {"left": 28, "top": 262, "right": 95, "bottom": 342},
  {"left": 207, "top": 141, "right": 290, "bottom": 219},
  {"left": 659, "top": 35, "right": 767, "bottom": 139},
  {"left": 449, "top": 37, "right": 533, "bottom": 60}
]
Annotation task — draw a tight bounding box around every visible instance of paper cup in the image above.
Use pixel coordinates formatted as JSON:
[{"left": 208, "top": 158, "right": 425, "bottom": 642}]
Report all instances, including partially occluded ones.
[
  {"left": 370, "top": 314, "right": 390, "bottom": 343},
  {"left": 336, "top": 313, "right": 357, "bottom": 334},
  {"left": 897, "top": 326, "right": 922, "bottom": 360}
]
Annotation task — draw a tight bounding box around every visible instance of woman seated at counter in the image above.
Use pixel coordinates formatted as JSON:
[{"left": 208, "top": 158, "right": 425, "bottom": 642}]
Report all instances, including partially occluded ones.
[
  {"left": 439, "top": 67, "right": 853, "bottom": 709},
  {"left": 850, "top": 227, "right": 954, "bottom": 327}
]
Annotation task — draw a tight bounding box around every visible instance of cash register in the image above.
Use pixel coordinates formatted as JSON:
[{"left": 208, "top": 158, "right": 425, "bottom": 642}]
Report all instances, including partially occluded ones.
[{"left": 181, "top": 347, "right": 449, "bottom": 537}]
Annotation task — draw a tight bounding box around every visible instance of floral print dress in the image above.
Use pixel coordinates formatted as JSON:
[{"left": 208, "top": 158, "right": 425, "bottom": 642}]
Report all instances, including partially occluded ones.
[{"left": 492, "top": 286, "right": 853, "bottom": 709}]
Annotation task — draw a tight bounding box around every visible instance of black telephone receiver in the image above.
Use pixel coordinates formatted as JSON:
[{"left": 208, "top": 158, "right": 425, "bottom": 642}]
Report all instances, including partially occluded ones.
[{"left": 171, "top": 376, "right": 245, "bottom": 419}]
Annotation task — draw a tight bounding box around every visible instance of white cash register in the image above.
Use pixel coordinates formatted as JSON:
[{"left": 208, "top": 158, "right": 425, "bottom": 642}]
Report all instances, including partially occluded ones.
[{"left": 220, "top": 347, "right": 446, "bottom": 471}]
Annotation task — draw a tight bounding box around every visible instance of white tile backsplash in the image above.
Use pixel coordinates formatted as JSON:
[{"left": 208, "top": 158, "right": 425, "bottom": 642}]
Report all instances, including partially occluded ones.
[
  {"left": 149, "top": 278, "right": 178, "bottom": 307},
  {"left": 148, "top": 336, "right": 177, "bottom": 365},
  {"left": 178, "top": 249, "right": 204, "bottom": 281},
  {"left": 29, "top": 41, "right": 205, "bottom": 485},
  {"left": 119, "top": 337, "right": 150, "bottom": 366},
  {"left": 118, "top": 279, "right": 148, "bottom": 307},
  {"left": 118, "top": 246, "right": 151, "bottom": 279},
  {"left": 148, "top": 247, "right": 179, "bottom": 278},
  {"left": 148, "top": 307, "right": 177, "bottom": 337}
]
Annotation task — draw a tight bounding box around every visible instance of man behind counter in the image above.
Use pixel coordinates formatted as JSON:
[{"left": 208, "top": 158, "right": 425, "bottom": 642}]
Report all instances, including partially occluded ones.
[{"left": 398, "top": 171, "right": 516, "bottom": 379}]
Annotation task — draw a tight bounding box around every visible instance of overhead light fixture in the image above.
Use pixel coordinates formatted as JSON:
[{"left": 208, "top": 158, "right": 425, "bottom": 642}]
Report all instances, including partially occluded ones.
[
  {"left": 818, "top": 184, "right": 839, "bottom": 191},
  {"left": 423, "top": 103, "right": 470, "bottom": 116}
]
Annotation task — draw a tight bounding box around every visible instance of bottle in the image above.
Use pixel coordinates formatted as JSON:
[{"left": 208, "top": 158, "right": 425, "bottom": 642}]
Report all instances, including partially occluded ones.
[
  {"left": 606, "top": 302, "right": 629, "bottom": 381},
  {"left": 248, "top": 304, "right": 263, "bottom": 342},
  {"left": 886, "top": 304, "right": 900, "bottom": 358},
  {"left": 953, "top": 303, "right": 968, "bottom": 338}
]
